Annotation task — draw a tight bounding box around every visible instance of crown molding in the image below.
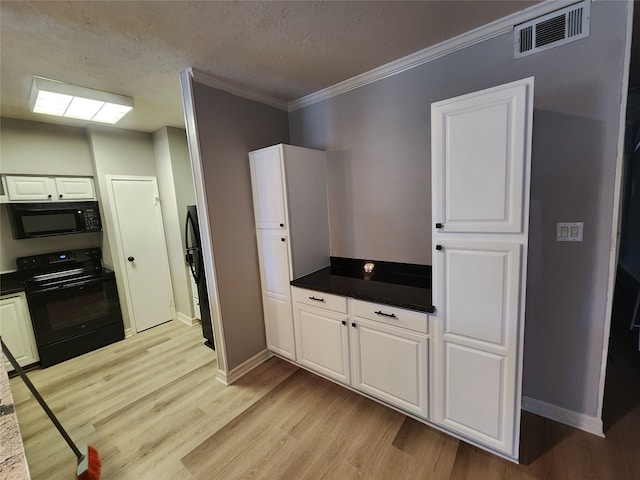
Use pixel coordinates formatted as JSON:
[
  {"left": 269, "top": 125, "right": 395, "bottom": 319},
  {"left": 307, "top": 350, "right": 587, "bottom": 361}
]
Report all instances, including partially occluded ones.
[
  {"left": 187, "top": 68, "right": 289, "bottom": 112},
  {"left": 288, "top": 0, "right": 576, "bottom": 111}
]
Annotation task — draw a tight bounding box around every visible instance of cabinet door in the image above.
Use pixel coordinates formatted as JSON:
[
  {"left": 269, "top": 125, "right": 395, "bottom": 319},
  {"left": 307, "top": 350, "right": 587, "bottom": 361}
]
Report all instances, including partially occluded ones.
[
  {"left": 294, "top": 303, "right": 350, "bottom": 383},
  {"left": 433, "top": 241, "right": 521, "bottom": 454},
  {"left": 6, "top": 176, "right": 56, "bottom": 201},
  {"left": 256, "top": 230, "right": 295, "bottom": 359},
  {"left": 249, "top": 146, "right": 287, "bottom": 229},
  {"left": 351, "top": 317, "right": 428, "bottom": 418},
  {"left": 256, "top": 230, "right": 293, "bottom": 294},
  {"left": 432, "top": 80, "right": 532, "bottom": 234},
  {"left": 54, "top": 177, "right": 95, "bottom": 200},
  {"left": 264, "top": 294, "right": 296, "bottom": 360},
  {"left": 0, "top": 294, "right": 39, "bottom": 370}
]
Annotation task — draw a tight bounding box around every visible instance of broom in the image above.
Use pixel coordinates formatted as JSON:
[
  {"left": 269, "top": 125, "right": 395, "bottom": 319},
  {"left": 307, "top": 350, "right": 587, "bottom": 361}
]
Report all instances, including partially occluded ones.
[{"left": 1, "top": 339, "right": 101, "bottom": 480}]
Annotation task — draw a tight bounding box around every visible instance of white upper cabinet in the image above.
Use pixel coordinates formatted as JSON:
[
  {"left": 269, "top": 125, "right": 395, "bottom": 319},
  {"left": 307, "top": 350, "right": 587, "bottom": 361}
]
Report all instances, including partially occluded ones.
[
  {"left": 53, "top": 177, "right": 95, "bottom": 200},
  {"left": 5, "top": 175, "right": 96, "bottom": 201},
  {"left": 249, "top": 148, "right": 287, "bottom": 229},
  {"left": 249, "top": 144, "right": 330, "bottom": 280},
  {"left": 431, "top": 77, "right": 534, "bottom": 460},
  {"left": 432, "top": 82, "right": 530, "bottom": 233}
]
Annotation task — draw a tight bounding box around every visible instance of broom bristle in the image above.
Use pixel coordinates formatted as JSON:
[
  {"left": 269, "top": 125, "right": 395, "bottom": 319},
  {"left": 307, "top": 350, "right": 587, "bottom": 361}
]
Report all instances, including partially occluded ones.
[{"left": 77, "top": 445, "right": 101, "bottom": 480}]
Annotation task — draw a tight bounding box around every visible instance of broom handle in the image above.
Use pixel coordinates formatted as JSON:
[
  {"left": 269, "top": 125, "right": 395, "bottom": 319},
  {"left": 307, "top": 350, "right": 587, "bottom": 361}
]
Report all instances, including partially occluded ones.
[{"left": 1, "top": 339, "right": 83, "bottom": 460}]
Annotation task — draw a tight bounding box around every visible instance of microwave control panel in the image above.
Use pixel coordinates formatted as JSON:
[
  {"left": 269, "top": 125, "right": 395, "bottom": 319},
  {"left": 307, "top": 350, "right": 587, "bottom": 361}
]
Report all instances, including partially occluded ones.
[{"left": 81, "top": 208, "right": 102, "bottom": 232}]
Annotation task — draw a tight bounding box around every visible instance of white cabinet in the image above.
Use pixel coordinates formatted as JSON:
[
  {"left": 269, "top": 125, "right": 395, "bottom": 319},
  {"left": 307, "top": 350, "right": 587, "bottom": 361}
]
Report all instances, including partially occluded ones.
[
  {"left": 0, "top": 293, "right": 39, "bottom": 371},
  {"left": 53, "top": 177, "right": 95, "bottom": 200},
  {"left": 249, "top": 144, "right": 330, "bottom": 361},
  {"left": 431, "top": 78, "right": 534, "bottom": 459},
  {"left": 292, "top": 287, "right": 429, "bottom": 419},
  {"left": 257, "top": 230, "right": 296, "bottom": 359},
  {"left": 4, "top": 175, "right": 95, "bottom": 201},
  {"left": 292, "top": 288, "right": 350, "bottom": 383},
  {"left": 349, "top": 300, "right": 429, "bottom": 418}
]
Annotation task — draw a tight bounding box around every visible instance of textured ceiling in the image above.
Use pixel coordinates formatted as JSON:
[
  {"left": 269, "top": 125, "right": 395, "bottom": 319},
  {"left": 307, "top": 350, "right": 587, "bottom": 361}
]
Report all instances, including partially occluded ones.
[{"left": 1, "top": 1, "right": 541, "bottom": 133}]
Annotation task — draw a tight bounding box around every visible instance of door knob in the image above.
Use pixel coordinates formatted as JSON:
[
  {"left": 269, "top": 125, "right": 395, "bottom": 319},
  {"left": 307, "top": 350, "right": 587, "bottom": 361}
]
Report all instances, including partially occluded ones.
[{"left": 127, "top": 256, "right": 135, "bottom": 262}]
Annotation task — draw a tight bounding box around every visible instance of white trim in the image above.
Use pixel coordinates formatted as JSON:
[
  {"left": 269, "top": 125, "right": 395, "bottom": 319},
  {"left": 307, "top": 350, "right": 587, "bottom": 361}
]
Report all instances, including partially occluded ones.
[
  {"left": 215, "top": 349, "right": 274, "bottom": 385},
  {"left": 189, "top": 68, "right": 288, "bottom": 112},
  {"left": 124, "top": 327, "right": 134, "bottom": 338},
  {"left": 180, "top": 69, "right": 229, "bottom": 373},
  {"left": 288, "top": 0, "right": 575, "bottom": 111},
  {"left": 176, "top": 311, "right": 199, "bottom": 327},
  {"left": 597, "top": 0, "right": 635, "bottom": 421},
  {"left": 522, "top": 396, "right": 604, "bottom": 437}
]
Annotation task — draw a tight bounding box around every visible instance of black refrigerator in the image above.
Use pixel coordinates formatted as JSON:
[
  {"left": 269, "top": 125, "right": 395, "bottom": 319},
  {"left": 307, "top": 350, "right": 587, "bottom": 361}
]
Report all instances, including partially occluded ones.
[{"left": 185, "top": 205, "right": 215, "bottom": 350}]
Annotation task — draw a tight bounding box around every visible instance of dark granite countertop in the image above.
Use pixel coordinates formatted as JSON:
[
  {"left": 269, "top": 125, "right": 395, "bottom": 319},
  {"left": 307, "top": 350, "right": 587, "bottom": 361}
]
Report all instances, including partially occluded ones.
[
  {"left": 291, "top": 258, "right": 434, "bottom": 313},
  {"left": 0, "top": 273, "right": 25, "bottom": 297}
]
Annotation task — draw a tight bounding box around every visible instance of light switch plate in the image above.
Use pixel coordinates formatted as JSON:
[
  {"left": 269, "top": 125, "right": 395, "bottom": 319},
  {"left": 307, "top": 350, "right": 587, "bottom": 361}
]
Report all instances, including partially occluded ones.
[{"left": 556, "top": 222, "right": 583, "bottom": 242}]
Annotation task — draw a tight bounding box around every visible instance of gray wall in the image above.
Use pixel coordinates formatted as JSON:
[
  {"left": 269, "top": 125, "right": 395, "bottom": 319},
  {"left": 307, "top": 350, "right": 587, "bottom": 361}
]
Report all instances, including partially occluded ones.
[
  {"left": 0, "top": 118, "right": 99, "bottom": 272},
  {"left": 289, "top": 2, "right": 630, "bottom": 417},
  {"left": 191, "top": 81, "right": 289, "bottom": 370}
]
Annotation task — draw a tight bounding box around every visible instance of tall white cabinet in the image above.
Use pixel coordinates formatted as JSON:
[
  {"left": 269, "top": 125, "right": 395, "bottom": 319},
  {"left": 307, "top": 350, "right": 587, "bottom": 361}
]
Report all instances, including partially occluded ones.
[
  {"left": 431, "top": 78, "right": 534, "bottom": 460},
  {"left": 249, "top": 144, "right": 330, "bottom": 360}
]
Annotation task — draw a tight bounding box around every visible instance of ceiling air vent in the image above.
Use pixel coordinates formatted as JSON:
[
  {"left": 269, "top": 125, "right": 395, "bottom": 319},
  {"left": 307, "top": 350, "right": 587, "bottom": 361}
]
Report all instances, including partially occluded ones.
[{"left": 514, "top": 1, "right": 590, "bottom": 58}]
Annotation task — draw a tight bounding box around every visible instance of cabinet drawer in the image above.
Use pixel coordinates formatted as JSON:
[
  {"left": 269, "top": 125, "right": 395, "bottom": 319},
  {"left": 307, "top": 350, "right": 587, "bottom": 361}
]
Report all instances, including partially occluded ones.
[
  {"left": 350, "top": 299, "right": 428, "bottom": 334},
  {"left": 292, "top": 287, "right": 347, "bottom": 314}
]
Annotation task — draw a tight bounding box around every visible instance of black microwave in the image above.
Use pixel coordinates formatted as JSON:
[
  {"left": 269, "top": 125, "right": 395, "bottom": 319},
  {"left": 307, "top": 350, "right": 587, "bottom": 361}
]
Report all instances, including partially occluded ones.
[{"left": 7, "top": 201, "right": 102, "bottom": 239}]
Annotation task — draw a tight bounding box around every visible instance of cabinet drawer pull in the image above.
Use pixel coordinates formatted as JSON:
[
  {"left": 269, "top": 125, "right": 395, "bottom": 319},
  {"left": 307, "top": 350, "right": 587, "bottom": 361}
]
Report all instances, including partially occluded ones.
[
  {"left": 375, "top": 310, "right": 397, "bottom": 319},
  {"left": 308, "top": 296, "right": 324, "bottom": 302}
]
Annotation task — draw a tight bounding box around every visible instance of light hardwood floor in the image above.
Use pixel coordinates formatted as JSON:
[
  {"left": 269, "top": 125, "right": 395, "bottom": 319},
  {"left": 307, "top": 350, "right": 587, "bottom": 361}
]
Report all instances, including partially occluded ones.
[{"left": 8, "top": 318, "right": 640, "bottom": 480}]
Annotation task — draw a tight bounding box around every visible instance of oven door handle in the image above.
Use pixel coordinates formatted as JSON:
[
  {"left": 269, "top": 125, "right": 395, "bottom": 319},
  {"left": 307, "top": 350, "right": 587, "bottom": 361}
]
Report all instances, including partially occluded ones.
[{"left": 30, "top": 277, "right": 109, "bottom": 293}]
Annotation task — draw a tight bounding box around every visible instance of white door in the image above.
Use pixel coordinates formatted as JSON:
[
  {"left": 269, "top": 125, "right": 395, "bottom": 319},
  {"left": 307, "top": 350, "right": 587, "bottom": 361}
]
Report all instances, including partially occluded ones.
[
  {"left": 108, "top": 177, "right": 174, "bottom": 332},
  {"left": 431, "top": 77, "right": 534, "bottom": 460},
  {"left": 249, "top": 146, "right": 287, "bottom": 229},
  {"left": 256, "top": 229, "right": 295, "bottom": 359}
]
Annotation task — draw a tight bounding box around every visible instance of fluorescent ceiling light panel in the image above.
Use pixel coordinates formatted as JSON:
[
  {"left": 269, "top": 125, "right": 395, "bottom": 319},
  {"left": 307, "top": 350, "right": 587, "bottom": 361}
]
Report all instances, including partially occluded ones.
[{"left": 29, "top": 77, "right": 134, "bottom": 124}]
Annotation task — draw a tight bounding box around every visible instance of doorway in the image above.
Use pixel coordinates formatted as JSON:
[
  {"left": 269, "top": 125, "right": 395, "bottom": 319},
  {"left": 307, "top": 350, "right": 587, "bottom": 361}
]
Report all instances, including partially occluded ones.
[{"left": 602, "top": 6, "right": 640, "bottom": 433}]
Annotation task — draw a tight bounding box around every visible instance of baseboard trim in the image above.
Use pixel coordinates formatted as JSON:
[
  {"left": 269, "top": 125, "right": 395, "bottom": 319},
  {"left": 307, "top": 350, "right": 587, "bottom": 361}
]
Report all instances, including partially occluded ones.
[
  {"left": 522, "top": 396, "right": 604, "bottom": 437},
  {"left": 124, "top": 327, "right": 134, "bottom": 338},
  {"left": 215, "top": 349, "right": 274, "bottom": 385},
  {"left": 176, "top": 312, "right": 200, "bottom": 327}
]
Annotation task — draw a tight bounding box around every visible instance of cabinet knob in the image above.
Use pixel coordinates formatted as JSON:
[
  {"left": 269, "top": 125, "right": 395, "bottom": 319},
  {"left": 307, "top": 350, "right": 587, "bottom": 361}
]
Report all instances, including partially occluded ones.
[
  {"left": 435, "top": 223, "right": 443, "bottom": 229},
  {"left": 127, "top": 256, "right": 135, "bottom": 262},
  {"left": 281, "top": 238, "right": 285, "bottom": 242},
  {"left": 59, "top": 194, "right": 63, "bottom": 198},
  {"left": 279, "top": 223, "right": 284, "bottom": 227},
  {"left": 47, "top": 194, "right": 52, "bottom": 198},
  {"left": 351, "top": 322, "right": 357, "bottom": 328},
  {"left": 341, "top": 320, "right": 347, "bottom": 326},
  {"left": 435, "top": 245, "right": 443, "bottom": 251}
]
